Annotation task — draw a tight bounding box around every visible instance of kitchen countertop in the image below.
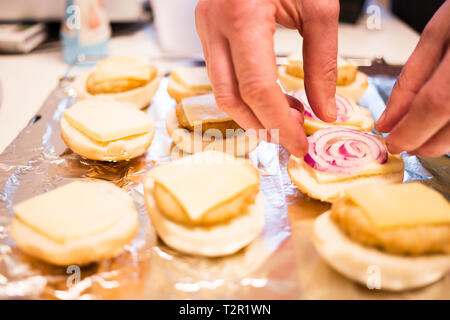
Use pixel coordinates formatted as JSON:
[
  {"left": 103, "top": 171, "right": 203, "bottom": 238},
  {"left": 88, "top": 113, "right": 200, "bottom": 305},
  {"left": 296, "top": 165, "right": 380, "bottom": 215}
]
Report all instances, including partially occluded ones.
[{"left": 0, "top": 7, "right": 419, "bottom": 154}]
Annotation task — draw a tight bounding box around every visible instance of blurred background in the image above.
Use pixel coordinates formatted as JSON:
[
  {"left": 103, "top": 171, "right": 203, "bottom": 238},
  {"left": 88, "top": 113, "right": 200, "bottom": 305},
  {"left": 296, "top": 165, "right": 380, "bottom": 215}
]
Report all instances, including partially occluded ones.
[
  {"left": 0, "top": 0, "right": 445, "bottom": 153},
  {"left": 0, "top": 0, "right": 444, "bottom": 57}
]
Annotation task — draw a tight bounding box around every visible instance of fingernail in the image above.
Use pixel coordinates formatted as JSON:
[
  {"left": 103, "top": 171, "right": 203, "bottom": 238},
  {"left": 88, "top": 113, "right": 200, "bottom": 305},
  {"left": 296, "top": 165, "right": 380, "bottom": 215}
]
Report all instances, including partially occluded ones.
[
  {"left": 327, "top": 111, "right": 337, "bottom": 122},
  {"left": 386, "top": 142, "right": 400, "bottom": 155},
  {"left": 376, "top": 113, "right": 387, "bottom": 132},
  {"left": 324, "top": 113, "right": 337, "bottom": 123},
  {"left": 378, "top": 111, "right": 386, "bottom": 124},
  {"left": 292, "top": 147, "right": 306, "bottom": 158},
  {"left": 290, "top": 139, "right": 308, "bottom": 158},
  {"left": 326, "top": 98, "right": 337, "bottom": 122}
]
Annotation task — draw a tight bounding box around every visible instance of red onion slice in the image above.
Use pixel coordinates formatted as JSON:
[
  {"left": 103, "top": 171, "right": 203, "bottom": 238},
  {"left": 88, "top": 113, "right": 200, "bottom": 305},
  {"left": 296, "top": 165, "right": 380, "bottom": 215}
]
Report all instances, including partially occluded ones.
[
  {"left": 293, "top": 89, "right": 356, "bottom": 123},
  {"left": 304, "top": 127, "right": 388, "bottom": 175}
]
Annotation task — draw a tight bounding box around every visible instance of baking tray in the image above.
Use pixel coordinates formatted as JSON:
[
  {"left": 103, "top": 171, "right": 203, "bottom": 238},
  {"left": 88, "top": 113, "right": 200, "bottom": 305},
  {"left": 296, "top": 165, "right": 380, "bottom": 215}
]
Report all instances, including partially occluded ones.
[{"left": 0, "top": 60, "right": 448, "bottom": 299}]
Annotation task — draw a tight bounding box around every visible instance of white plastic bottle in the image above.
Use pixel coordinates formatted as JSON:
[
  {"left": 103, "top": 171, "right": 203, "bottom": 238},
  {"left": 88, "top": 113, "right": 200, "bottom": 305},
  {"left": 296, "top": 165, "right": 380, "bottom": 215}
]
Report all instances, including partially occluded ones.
[{"left": 61, "top": 0, "right": 111, "bottom": 64}]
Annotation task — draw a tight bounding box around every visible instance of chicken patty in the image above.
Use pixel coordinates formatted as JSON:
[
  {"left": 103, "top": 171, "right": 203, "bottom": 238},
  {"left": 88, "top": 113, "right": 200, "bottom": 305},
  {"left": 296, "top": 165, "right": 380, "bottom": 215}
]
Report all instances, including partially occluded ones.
[
  {"left": 331, "top": 197, "right": 450, "bottom": 255},
  {"left": 154, "top": 182, "right": 259, "bottom": 226}
]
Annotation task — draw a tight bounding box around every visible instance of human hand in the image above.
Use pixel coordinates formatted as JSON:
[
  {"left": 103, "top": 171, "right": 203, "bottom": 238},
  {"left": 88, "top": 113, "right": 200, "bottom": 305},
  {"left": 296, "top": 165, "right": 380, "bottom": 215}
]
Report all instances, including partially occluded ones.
[
  {"left": 376, "top": 0, "right": 450, "bottom": 158},
  {"left": 195, "top": 0, "right": 339, "bottom": 156}
]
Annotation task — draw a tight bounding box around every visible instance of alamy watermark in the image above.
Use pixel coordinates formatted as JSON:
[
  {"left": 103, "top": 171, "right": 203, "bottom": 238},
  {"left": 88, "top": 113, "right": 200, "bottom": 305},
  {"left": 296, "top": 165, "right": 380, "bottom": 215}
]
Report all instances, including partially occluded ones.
[
  {"left": 66, "top": 264, "right": 81, "bottom": 288},
  {"left": 170, "top": 125, "right": 280, "bottom": 163},
  {"left": 366, "top": 4, "right": 382, "bottom": 30},
  {"left": 65, "top": 5, "right": 81, "bottom": 30},
  {"left": 366, "top": 264, "right": 381, "bottom": 290}
]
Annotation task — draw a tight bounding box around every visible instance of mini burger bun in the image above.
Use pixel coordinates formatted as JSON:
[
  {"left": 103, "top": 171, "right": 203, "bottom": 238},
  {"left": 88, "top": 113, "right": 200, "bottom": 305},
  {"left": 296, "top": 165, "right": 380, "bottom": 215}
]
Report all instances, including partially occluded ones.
[
  {"left": 61, "top": 117, "right": 154, "bottom": 162},
  {"left": 10, "top": 200, "right": 139, "bottom": 266},
  {"left": 313, "top": 211, "right": 450, "bottom": 291},
  {"left": 166, "top": 77, "right": 211, "bottom": 103},
  {"left": 74, "top": 70, "right": 162, "bottom": 110},
  {"left": 287, "top": 156, "right": 404, "bottom": 203},
  {"left": 278, "top": 66, "right": 368, "bottom": 102},
  {"left": 165, "top": 109, "right": 259, "bottom": 157},
  {"left": 144, "top": 179, "right": 264, "bottom": 257}
]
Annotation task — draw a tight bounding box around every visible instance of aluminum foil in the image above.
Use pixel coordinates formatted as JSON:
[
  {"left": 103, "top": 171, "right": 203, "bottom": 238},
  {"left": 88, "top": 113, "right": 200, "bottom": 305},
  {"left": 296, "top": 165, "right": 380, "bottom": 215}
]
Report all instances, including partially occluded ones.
[{"left": 0, "top": 69, "right": 449, "bottom": 299}]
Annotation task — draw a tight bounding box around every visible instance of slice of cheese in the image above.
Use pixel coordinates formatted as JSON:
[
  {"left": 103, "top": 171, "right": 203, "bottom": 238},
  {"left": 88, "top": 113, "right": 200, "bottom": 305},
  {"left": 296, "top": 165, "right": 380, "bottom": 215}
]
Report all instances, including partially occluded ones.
[
  {"left": 288, "top": 54, "right": 354, "bottom": 69},
  {"left": 64, "top": 99, "right": 152, "bottom": 142},
  {"left": 149, "top": 151, "right": 259, "bottom": 222},
  {"left": 286, "top": 55, "right": 356, "bottom": 83},
  {"left": 13, "top": 181, "right": 133, "bottom": 243},
  {"left": 337, "top": 109, "right": 370, "bottom": 127},
  {"left": 305, "top": 100, "right": 371, "bottom": 127},
  {"left": 345, "top": 183, "right": 450, "bottom": 230},
  {"left": 93, "top": 56, "right": 153, "bottom": 83},
  {"left": 309, "top": 154, "right": 404, "bottom": 183},
  {"left": 171, "top": 66, "right": 212, "bottom": 91},
  {"left": 181, "top": 93, "right": 232, "bottom": 126}
]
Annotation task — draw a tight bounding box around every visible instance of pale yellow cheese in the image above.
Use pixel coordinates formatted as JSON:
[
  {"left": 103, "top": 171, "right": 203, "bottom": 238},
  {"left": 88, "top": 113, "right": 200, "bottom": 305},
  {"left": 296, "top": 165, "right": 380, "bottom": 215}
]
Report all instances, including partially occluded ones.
[
  {"left": 93, "top": 56, "right": 152, "bottom": 83},
  {"left": 337, "top": 57, "right": 354, "bottom": 68},
  {"left": 336, "top": 110, "right": 369, "bottom": 127},
  {"left": 13, "top": 181, "right": 132, "bottom": 243},
  {"left": 346, "top": 183, "right": 450, "bottom": 230},
  {"left": 286, "top": 55, "right": 356, "bottom": 80},
  {"left": 149, "top": 151, "right": 259, "bottom": 222},
  {"left": 64, "top": 99, "right": 152, "bottom": 142},
  {"left": 307, "top": 106, "right": 370, "bottom": 127},
  {"left": 309, "top": 154, "right": 404, "bottom": 183},
  {"left": 334, "top": 101, "right": 372, "bottom": 127},
  {"left": 288, "top": 54, "right": 353, "bottom": 69},
  {"left": 171, "top": 66, "right": 212, "bottom": 91},
  {"left": 181, "top": 93, "right": 232, "bottom": 126}
]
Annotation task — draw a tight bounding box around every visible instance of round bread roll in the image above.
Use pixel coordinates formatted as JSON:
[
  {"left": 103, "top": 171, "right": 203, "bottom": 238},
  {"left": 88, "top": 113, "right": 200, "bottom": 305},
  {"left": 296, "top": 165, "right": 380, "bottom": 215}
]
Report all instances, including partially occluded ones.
[
  {"left": 61, "top": 115, "right": 154, "bottom": 162},
  {"left": 292, "top": 89, "right": 374, "bottom": 135},
  {"left": 74, "top": 70, "right": 162, "bottom": 110},
  {"left": 165, "top": 109, "right": 259, "bottom": 157},
  {"left": 279, "top": 66, "right": 368, "bottom": 102},
  {"left": 144, "top": 179, "right": 264, "bottom": 257},
  {"left": 287, "top": 156, "right": 404, "bottom": 203},
  {"left": 10, "top": 181, "right": 139, "bottom": 266},
  {"left": 313, "top": 211, "right": 450, "bottom": 291}
]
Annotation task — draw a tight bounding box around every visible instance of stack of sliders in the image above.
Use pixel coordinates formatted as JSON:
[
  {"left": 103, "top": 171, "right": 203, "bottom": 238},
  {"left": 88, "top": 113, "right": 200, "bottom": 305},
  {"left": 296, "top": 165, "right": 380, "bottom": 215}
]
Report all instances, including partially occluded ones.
[
  {"left": 279, "top": 55, "right": 368, "bottom": 101},
  {"left": 10, "top": 181, "right": 139, "bottom": 266},
  {"left": 287, "top": 127, "right": 404, "bottom": 202},
  {"left": 167, "top": 66, "right": 212, "bottom": 102},
  {"left": 314, "top": 183, "right": 450, "bottom": 291},
  {"left": 292, "top": 88, "right": 374, "bottom": 135},
  {"left": 144, "top": 151, "right": 264, "bottom": 256},
  {"left": 166, "top": 93, "right": 259, "bottom": 156},
  {"left": 61, "top": 99, "right": 155, "bottom": 161},
  {"left": 74, "top": 56, "right": 162, "bottom": 109}
]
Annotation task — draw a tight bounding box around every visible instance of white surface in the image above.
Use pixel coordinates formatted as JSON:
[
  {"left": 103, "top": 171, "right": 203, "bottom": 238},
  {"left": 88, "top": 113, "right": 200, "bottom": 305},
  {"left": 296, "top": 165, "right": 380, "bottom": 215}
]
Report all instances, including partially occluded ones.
[
  {"left": 0, "top": 7, "right": 419, "bottom": 154},
  {"left": 274, "top": 3, "right": 420, "bottom": 65},
  {"left": 0, "top": 0, "right": 146, "bottom": 22}
]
